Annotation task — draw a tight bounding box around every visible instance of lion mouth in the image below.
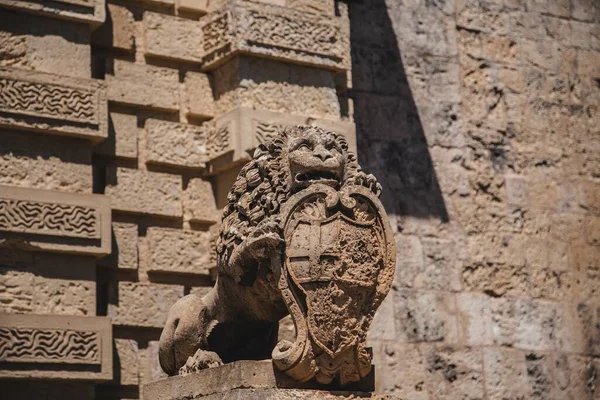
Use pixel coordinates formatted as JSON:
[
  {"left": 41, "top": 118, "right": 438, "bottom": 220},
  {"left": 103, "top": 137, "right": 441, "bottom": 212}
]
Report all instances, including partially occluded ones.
[{"left": 294, "top": 171, "right": 340, "bottom": 187}]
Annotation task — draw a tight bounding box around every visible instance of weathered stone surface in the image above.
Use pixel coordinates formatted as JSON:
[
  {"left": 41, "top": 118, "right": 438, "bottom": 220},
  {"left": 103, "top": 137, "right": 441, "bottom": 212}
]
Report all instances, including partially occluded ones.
[
  {"left": 92, "top": 3, "right": 135, "bottom": 52},
  {"left": 200, "top": 0, "right": 349, "bottom": 71},
  {"left": 94, "top": 110, "right": 139, "bottom": 159},
  {"left": 109, "top": 282, "right": 183, "bottom": 328},
  {"left": 0, "top": 251, "right": 97, "bottom": 316},
  {"left": 393, "top": 289, "right": 459, "bottom": 344},
  {"left": 287, "top": 0, "right": 334, "bottom": 16},
  {"left": 106, "top": 60, "right": 179, "bottom": 111},
  {"left": 141, "top": 341, "right": 168, "bottom": 385},
  {"left": 374, "top": 342, "right": 428, "bottom": 399},
  {"left": 212, "top": 57, "right": 340, "bottom": 122},
  {"left": 0, "top": 67, "right": 108, "bottom": 141},
  {"left": 145, "top": 119, "right": 206, "bottom": 169},
  {"left": 0, "top": 11, "right": 92, "bottom": 78},
  {"left": 176, "top": 0, "right": 208, "bottom": 13},
  {"left": 483, "top": 347, "right": 530, "bottom": 400},
  {"left": 183, "top": 178, "right": 218, "bottom": 224},
  {"left": 114, "top": 339, "right": 139, "bottom": 386},
  {"left": 206, "top": 106, "right": 355, "bottom": 172},
  {"left": 0, "top": 130, "right": 93, "bottom": 194},
  {"left": 144, "top": 12, "right": 203, "bottom": 63},
  {"left": 0, "top": 313, "right": 112, "bottom": 381},
  {"left": 424, "top": 346, "right": 485, "bottom": 400},
  {"left": 0, "top": 0, "right": 105, "bottom": 26},
  {"left": 99, "top": 222, "right": 138, "bottom": 270},
  {"left": 0, "top": 381, "right": 95, "bottom": 400},
  {"left": 146, "top": 228, "right": 212, "bottom": 275},
  {"left": 105, "top": 167, "right": 182, "bottom": 218},
  {"left": 183, "top": 71, "right": 215, "bottom": 118},
  {"left": 0, "top": 185, "right": 111, "bottom": 256}
]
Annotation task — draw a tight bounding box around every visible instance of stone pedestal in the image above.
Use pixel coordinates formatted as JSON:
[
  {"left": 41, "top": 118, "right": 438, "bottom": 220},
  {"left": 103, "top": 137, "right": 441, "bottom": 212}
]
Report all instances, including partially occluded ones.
[{"left": 141, "top": 360, "right": 400, "bottom": 400}]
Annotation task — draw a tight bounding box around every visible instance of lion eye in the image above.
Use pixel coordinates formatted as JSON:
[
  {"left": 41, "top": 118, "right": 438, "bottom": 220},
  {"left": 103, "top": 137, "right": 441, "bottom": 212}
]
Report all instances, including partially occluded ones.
[{"left": 297, "top": 142, "right": 311, "bottom": 151}]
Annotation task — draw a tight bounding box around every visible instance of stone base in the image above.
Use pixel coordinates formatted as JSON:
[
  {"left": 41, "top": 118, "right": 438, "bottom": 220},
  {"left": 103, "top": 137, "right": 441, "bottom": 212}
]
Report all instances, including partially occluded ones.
[{"left": 141, "top": 360, "right": 399, "bottom": 400}]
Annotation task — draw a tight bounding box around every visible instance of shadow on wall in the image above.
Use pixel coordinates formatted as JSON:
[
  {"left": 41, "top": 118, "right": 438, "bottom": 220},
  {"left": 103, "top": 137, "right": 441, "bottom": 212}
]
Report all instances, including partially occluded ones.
[{"left": 348, "top": 0, "right": 449, "bottom": 223}]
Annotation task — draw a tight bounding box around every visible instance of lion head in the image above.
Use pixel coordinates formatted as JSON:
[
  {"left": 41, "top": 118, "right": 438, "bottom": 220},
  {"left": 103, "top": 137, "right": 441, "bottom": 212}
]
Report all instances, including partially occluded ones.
[{"left": 216, "top": 125, "right": 362, "bottom": 270}]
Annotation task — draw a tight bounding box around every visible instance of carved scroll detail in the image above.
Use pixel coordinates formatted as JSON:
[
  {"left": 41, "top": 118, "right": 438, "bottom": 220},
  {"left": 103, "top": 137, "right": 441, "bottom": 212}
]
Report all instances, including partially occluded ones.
[
  {"left": 0, "top": 199, "right": 99, "bottom": 239},
  {"left": 0, "top": 78, "right": 96, "bottom": 124},
  {"left": 0, "top": 328, "right": 101, "bottom": 364}
]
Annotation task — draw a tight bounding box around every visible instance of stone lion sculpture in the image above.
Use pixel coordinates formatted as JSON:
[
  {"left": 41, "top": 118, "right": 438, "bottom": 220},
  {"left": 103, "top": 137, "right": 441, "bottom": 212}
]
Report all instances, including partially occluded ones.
[{"left": 159, "top": 125, "right": 386, "bottom": 383}]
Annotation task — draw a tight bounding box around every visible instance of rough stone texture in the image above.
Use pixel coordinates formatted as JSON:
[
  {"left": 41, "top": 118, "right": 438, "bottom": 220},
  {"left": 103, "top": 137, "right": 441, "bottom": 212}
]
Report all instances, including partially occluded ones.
[
  {"left": 114, "top": 338, "right": 139, "bottom": 386},
  {"left": 0, "top": 0, "right": 105, "bottom": 26},
  {"left": 212, "top": 57, "right": 340, "bottom": 121},
  {"left": 183, "top": 72, "right": 215, "bottom": 119},
  {"left": 108, "top": 282, "right": 184, "bottom": 328},
  {"left": 98, "top": 222, "right": 138, "bottom": 270},
  {"left": 106, "top": 60, "right": 180, "bottom": 111},
  {"left": 183, "top": 178, "right": 219, "bottom": 224},
  {"left": 145, "top": 119, "right": 206, "bottom": 169},
  {"left": 105, "top": 167, "right": 182, "bottom": 218},
  {"left": 0, "top": 10, "right": 92, "bottom": 78},
  {"left": 94, "top": 110, "right": 139, "bottom": 159},
  {"left": 146, "top": 227, "right": 212, "bottom": 275},
  {"left": 0, "top": 251, "right": 97, "bottom": 316},
  {"left": 144, "top": 12, "right": 203, "bottom": 63},
  {"left": 0, "top": 130, "right": 92, "bottom": 194},
  {"left": 91, "top": 3, "right": 135, "bottom": 52}
]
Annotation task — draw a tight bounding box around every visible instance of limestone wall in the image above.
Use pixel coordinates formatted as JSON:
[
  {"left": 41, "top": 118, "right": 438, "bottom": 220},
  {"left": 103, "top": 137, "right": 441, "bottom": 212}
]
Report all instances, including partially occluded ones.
[
  {"left": 0, "top": 0, "right": 597, "bottom": 399},
  {"left": 352, "top": 0, "right": 600, "bottom": 399}
]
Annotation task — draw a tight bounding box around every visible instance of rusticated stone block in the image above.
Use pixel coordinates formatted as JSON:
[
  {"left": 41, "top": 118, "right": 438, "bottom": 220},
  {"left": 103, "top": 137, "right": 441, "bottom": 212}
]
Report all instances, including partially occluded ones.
[
  {"left": 106, "top": 60, "right": 179, "bottom": 111},
  {"left": 205, "top": 107, "right": 355, "bottom": 172},
  {"left": 140, "top": 341, "right": 167, "bottom": 385},
  {"left": 109, "top": 282, "right": 183, "bottom": 328},
  {"left": 92, "top": 3, "right": 135, "bottom": 52},
  {"left": 212, "top": 57, "right": 340, "bottom": 122},
  {"left": 146, "top": 227, "right": 212, "bottom": 275},
  {"left": 145, "top": 119, "right": 206, "bottom": 169},
  {"left": 183, "top": 178, "right": 218, "bottom": 224},
  {"left": 0, "top": 11, "right": 92, "bottom": 78},
  {"left": 0, "top": 313, "right": 112, "bottom": 381},
  {"left": 0, "top": 251, "right": 96, "bottom": 316},
  {"left": 114, "top": 338, "right": 139, "bottom": 386},
  {"left": 0, "top": 0, "right": 105, "bottom": 26},
  {"left": 372, "top": 342, "right": 427, "bottom": 399},
  {"left": 183, "top": 71, "right": 214, "bottom": 118},
  {"left": 393, "top": 289, "right": 459, "bottom": 344},
  {"left": 0, "top": 185, "right": 111, "bottom": 256},
  {"left": 0, "top": 129, "right": 92, "bottom": 194},
  {"left": 456, "top": 292, "right": 493, "bottom": 346},
  {"left": 144, "top": 12, "right": 203, "bottom": 63},
  {"left": 105, "top": 167, "right": 182, "bottom": 218},
  {"left": 94, "top": 110, "right": 139, "bottom": 159},
  {"left": 0, "top": 67, "right": 108, "bottom": 141},
  {"left": 99, "top": 222, "right": 138, "bottom": 270},
  {"left": 200, "top": 0, "right": 349, "bottom": 71}
]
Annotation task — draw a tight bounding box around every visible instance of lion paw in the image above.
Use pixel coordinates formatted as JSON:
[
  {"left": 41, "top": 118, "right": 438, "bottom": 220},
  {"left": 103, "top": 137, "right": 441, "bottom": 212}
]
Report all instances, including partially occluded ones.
[
  {"left": 352, "top": 172, "right": 382, "bottom": 196},
  {"left": 179, "top": 349, "right": 223, "bottom": 376}
]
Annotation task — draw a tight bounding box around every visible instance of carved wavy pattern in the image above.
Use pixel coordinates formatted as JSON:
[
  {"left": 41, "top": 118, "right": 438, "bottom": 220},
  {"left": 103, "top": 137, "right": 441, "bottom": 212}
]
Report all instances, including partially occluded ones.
[
  {"left": 0, "top": 328, "right": 100, "bottom": 364},
  {"left": 255, "top": 121, "right": 287, "bottom": 145},
  {"left": 205, "top": 124, "right": 230, "bottom": 158},
  {"left": 0, "top": 78, "right": 96, "bottom": 124},
  {"left": 0, "top": 199, "right": 98, "bottom": 239},
  {"left": 246, "top": 11, "right": 341, "bottom": 57}
]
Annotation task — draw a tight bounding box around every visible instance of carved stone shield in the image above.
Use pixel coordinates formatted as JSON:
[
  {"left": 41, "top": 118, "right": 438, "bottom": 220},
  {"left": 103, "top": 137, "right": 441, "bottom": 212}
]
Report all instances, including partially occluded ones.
[{"left": 272, "top": 184, "right": 395, "bottom": 386}]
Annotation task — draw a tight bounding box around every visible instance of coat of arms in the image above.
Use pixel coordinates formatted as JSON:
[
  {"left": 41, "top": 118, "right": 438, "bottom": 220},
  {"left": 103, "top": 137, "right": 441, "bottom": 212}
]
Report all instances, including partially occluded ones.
[{"left": 273, "top": 184, "right": 396, "bottom": 386}]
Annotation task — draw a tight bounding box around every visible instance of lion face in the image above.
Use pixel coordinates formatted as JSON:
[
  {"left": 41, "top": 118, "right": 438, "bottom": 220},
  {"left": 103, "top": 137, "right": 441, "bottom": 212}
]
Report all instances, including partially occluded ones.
[{"left": 285, "top": 129, "right": 346, "bottom": 193}]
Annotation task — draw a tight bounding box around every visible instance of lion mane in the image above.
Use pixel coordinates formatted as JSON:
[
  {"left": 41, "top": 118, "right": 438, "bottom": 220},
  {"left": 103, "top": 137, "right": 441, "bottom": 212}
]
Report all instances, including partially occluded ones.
[{"left": 216, "top": 125, "right": 362, "bottom": 273}]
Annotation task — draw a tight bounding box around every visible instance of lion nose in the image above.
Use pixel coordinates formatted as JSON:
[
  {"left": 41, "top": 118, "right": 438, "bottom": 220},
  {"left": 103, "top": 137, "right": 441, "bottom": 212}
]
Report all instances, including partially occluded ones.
[{"left": 313, "top": 146, "right": 332, "bottom": 161}]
